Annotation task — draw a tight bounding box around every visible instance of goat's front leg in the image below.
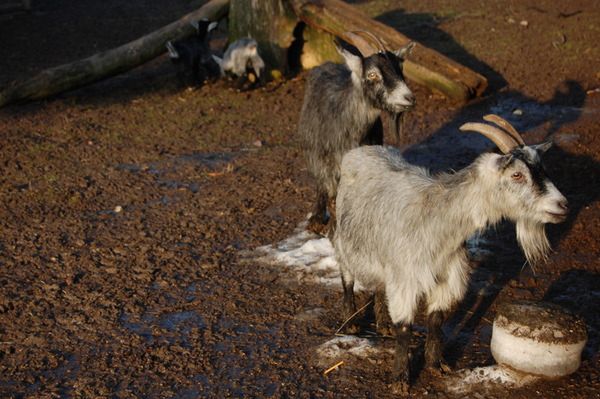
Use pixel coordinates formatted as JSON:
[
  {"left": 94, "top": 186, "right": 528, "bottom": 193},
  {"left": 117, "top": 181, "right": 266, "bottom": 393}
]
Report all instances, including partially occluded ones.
[
  {"left": 374, "top": 289, "right": 393, "bottom": 336},
  {"left": 392, "top": 322, "right": 411, "bottom": 395},
  {"left": 340, "top": 272, "right": 359, "bottom": 334},
  {"left": 425, "top": 310, "right": 449, "bottom": 373}
]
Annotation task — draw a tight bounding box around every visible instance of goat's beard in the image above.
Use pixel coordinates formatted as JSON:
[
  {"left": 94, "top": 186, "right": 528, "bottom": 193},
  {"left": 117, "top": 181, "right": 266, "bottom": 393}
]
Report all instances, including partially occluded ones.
[{"left": 516, "top": 219, "right": 551, "bottom": 267}]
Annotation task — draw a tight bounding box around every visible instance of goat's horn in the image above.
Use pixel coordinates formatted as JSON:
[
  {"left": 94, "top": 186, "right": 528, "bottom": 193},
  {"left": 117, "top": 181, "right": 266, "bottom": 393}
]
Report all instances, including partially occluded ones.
[
  {"left": 483, "top": 114, "right": 525, "bottom": 146},
  {"left": 459, "top": 122, "right": 519, "bottom": 154},
  {"left": 345, "top": 31, "right": 386, "bottom": 57}
]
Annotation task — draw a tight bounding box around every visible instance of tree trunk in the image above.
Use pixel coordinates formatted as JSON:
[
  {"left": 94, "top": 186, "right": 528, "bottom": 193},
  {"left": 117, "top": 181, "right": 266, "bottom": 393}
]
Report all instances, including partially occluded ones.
[
  {"left": 0, "top": 0, "right": 229, "bottom": 108},
  {"left": 290, "top": 0, "right": 487, "bottom": 101},
  {"left": 229, "top": 0, "right": 298, "bottom": 75},
  {"left": 300, "top": 24, "right": 341, "bottom": 69}
]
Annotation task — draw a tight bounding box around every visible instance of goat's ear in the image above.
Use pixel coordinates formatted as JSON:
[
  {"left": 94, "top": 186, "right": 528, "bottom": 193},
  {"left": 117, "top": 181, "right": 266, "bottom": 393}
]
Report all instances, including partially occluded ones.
[
  {"left": 335, "top": 38, "right": 363, "bottom": 76},
  {"left": 493, "top": 153, "right": 513, "bottom": 170},
  {"left": 531, "top": 141, "right": 552, "bottom": 154},
  {"left": 394, "top": 42, "right": 416, "bottom": 59}
]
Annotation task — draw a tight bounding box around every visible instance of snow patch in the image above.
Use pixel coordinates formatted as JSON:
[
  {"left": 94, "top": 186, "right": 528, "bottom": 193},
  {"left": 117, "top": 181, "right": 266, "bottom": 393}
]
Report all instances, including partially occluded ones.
[
  {"left": 316, "top": 336, "right": 392, "bottom": 363},
  {"left": 447, "top": 365, "right": 539, "bottom": 394},
  {"left": 250, "top": 220, "right": 343, "bottom": 287}
]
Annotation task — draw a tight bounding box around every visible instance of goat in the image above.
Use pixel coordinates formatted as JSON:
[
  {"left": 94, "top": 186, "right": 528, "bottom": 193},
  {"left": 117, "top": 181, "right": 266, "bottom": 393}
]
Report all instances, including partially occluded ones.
[
  {"left": 166, "top": 19, "right": 220, "bottom": 86},
  {"left": 333, "top": 115, "right": 568, "bottom": 393},
  {"left": 214, "top": 38, "right": 266, "bottom": 90},
  {"left": 297, "top": 31, "right": 416, "bottom": 236}
]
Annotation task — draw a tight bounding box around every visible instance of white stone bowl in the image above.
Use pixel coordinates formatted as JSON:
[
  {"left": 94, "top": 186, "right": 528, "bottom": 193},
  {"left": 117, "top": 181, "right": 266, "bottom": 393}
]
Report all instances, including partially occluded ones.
[{"left": 491, "top": 300, "right": 587, "bottom": 378}]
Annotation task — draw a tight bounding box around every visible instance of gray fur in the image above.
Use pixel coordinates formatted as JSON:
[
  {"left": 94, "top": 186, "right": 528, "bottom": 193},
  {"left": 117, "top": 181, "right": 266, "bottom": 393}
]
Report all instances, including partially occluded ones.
[
  {"left": 221, "top": 38, "right": 265, "bottom": 78},
  {"left": 298, "top": 41, "right": 415, "bottom": 230}
]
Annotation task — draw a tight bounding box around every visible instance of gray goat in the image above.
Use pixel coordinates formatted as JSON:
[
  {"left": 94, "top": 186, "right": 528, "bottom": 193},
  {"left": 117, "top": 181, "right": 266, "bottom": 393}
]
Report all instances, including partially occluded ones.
[
  {"left": 298, "top": 31, "right": 416, "bottom": 234},
  {"left": 166, "top": 19, "right": 220, "bottom": 86},
  {"left": 334, "top": 115, "right": 568, "bottom": 393}
]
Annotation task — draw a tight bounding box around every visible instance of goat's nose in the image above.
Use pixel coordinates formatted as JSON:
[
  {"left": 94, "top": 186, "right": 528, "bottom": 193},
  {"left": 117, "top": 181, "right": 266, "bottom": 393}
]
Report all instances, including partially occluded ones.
[
  {"left": 558, "top": 199, "right": 569, "bottom": 213},
  {"left": 404, "top": 92, "right": 416, "bottom": 105}
]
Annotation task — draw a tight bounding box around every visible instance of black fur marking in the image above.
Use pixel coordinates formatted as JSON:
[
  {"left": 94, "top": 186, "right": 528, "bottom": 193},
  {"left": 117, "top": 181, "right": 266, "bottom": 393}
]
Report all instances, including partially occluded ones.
[{"left": 507, "top": 148, "right": 550, "bottom": 194}]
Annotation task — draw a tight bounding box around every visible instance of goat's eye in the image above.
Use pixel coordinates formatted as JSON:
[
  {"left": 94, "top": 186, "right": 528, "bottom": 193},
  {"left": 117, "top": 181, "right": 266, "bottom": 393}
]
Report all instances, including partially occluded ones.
[
  {"left": 367, "top": 72, "right": 379, "bottom": 81},
  {"left": 511, "top": 171, "right": 524, "bottom": 181}
]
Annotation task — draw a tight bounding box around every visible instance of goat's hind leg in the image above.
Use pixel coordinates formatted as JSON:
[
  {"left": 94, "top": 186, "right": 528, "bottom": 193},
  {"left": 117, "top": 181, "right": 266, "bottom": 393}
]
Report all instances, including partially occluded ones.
[
  {"left": 425, "top": 259, "right": 469, "bottom": 373},
  {"left": 307, "top": 187, "right": 328, "bottom": 235}
]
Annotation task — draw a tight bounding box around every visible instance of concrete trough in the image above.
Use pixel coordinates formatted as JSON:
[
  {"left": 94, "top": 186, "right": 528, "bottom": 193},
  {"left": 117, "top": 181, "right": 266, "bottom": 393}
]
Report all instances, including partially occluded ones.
[{"left": 491, "top": 300, "right": 587, "bottom": 378}]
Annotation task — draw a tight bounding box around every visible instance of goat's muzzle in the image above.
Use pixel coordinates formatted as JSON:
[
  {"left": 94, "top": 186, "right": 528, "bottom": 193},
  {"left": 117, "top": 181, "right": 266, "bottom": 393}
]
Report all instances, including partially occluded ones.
[{"left": 546, "top": 199, "right": 569, "bottom": 223}]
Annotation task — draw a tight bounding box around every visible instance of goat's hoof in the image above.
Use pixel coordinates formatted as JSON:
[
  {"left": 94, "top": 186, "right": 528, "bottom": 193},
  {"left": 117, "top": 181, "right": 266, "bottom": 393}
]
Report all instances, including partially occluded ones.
[
  {"left": 425, "top": 361, "right": 451, "bottom": 376},
  {"left": 307, "top": 218, "right": 328, "bottom": 236},
  {"left": 343, "top": 323, "right": 360, "bottom": 335},
  {"left": 390, "top": 381, "right": 410, "bottom": 396},
  {"left": 376, "top": 323, "right": 394, "bottom": 337}
]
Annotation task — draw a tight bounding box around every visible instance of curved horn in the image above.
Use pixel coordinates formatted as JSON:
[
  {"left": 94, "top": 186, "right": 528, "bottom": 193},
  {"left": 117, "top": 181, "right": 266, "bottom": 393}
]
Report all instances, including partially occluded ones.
[
  {"left": 483, "top": 114, "right": 525, "bottom": 146},
  {"left": 354, "top": 30, "right": 387, "bottom": 53},
  {"left": 345, "top": 31, "right": 386, "bottom": 57},
  {"left": 459, "top": 122, "right": 519, "bottom": 154}
]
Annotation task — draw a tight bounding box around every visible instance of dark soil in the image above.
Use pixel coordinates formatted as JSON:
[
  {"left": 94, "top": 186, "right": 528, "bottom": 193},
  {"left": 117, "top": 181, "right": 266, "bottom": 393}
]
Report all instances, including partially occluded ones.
[{"left": 1, "top": 0, "right": 599, "bottom": 398}]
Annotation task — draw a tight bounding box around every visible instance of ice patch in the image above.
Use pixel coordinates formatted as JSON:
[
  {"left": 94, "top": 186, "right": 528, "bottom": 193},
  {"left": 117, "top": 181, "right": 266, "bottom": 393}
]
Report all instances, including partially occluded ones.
[
  {"left": 446, "top": 365, "right": 538, "bottom": 394},
  {"left": 316, "top": 336, "right": 392, "bottom": 363}
]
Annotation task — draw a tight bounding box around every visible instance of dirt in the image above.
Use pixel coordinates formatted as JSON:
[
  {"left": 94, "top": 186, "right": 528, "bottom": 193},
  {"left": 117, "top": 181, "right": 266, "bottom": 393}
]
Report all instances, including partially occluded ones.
[{"left": 0, "top": 0, "right": 599, "bottom": 398}]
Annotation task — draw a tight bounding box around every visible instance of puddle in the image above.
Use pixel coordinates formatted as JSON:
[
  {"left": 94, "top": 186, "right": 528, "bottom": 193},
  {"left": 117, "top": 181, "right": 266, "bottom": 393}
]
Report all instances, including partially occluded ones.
[
  {"left": 114, "top": 151, "right": 239, "bottom": 202},
  {"left": 119, "top": 309, "right": 206, "bottom": 346},
  {"left": 116, "top": 151, "right": 238, "bottom": 176}
]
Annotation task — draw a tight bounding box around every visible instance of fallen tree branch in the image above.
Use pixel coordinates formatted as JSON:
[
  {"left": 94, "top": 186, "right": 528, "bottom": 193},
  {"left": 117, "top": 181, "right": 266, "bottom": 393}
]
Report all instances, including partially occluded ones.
[
  {"left": 0, "top": 0, "right": 229, "bottom": 108},
  {"left": 290, "top": 0, "right": 488, "bottom": 101}
]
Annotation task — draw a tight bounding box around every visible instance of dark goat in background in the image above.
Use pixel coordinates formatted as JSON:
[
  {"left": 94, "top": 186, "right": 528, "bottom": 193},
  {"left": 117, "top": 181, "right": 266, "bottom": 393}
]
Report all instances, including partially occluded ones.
[
  {"left": 297, "top": 31, "right": 416, "bottom": 235},
  {"left": 166, "top": 19, "right": 220, "bottom": 86}
]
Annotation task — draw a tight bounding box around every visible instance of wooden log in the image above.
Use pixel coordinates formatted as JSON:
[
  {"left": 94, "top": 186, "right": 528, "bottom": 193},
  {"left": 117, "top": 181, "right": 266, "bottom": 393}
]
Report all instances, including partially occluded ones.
[
  {"left": 290, "top": 0, "right": 487, "bottom": 101},
  {"left": 0, "top": 0, "right": 229, "bottom": 108}
]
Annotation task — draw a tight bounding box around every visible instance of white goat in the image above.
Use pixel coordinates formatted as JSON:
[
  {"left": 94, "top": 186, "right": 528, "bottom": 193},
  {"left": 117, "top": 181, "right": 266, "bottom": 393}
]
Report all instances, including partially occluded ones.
[
  {"left": 334, "top": 115, "right": 568, "bottom": 393},
  {"left": 213, "top": 38, "right": 265, "bottom": 89}
]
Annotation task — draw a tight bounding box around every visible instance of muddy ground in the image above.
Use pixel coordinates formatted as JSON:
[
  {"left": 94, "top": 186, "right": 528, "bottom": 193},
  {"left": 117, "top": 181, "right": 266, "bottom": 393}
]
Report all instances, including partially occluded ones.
[{"left": 0, "top": 0, "right": 599, "bottom": 397}]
